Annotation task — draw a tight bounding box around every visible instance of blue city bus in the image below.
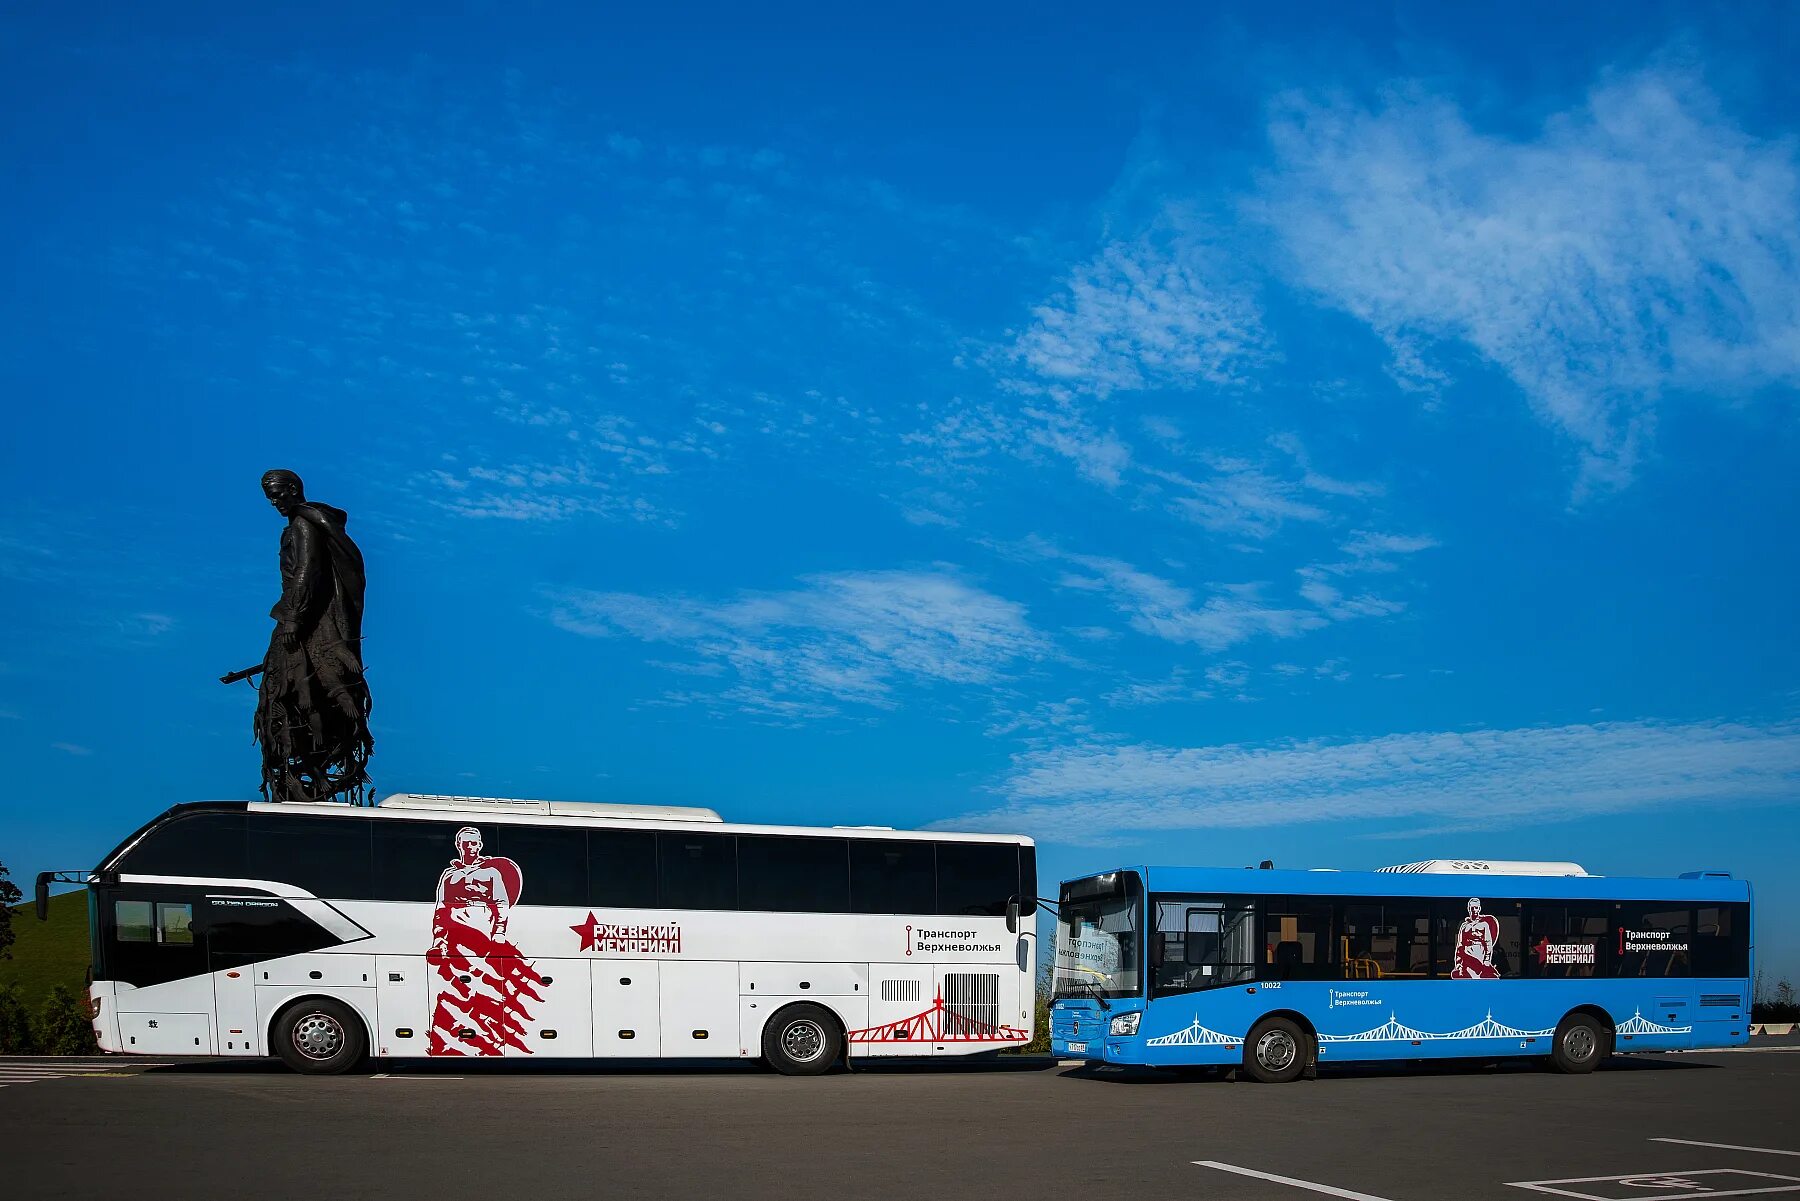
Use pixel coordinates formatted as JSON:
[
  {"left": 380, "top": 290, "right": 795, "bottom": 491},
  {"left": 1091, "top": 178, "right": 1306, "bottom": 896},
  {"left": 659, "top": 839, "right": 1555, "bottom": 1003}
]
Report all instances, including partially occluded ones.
[{"left": 1048, "top": 859, "right": 1752, "bottom": 1083}]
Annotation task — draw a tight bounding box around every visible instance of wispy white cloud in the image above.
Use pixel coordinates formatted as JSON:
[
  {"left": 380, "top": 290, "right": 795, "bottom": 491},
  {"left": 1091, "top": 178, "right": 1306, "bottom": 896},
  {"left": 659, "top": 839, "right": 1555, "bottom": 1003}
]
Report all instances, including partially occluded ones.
[
  {"left": 1340, "top": 530, "right": 1440, "bottom": 560},
  {"left": 1056, "top": 552, "right": 1327, "bottom": 651},
  {"left": 1148, "top": 459, "right": 1330, "bottom": 539},
  {"left": 1103, "top": 669, "right": 1210, "bottom": 708},
  {"left": 117, "top": 61, "right": 1031, "bottom": 529},
  {"left": 1262, "top": 67, "right": 1800, "bottom": 493},
  {"left": 126, "top": 613, "right": 176, "bottom": 637},
  {"left": 985, "top": 696, "right": 1096, "bottom": 741},
  {"left": 543, "top": 569, "right": 1050, "bottom": 715},
  {"left": 948, "top": 718, "right": 1800, "bottom": 843},
  {"left": 1266, "top": 432, "right": 1383, "bottom": 500},
  {"left": 938, "top": 225, "right": 1275, "bottom": 488},
  {"left": 1006, "top": 229, "right": 1274, "bottom": 397},
  {"left": 1050, "top": 548, "right": 1403, "bottom": 652},
  {"left": 1312, "top": 529, "right": 1441, "bottom": 577}
]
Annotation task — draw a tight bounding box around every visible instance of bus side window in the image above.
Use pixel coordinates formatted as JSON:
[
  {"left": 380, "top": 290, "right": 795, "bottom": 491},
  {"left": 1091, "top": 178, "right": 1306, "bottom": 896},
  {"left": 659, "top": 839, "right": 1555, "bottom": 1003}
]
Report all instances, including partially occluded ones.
[
  {"left": 1338, "top": 904, "right": 1382, "bottom": 979},
  {"left": 1260, "top": 899, "right": 1332, "bottom": 981},
  {"left": 590, "top": 829, "right": 658, "bottom": 909},
  {"left": 1153, "top": 900, "right": 1254, "bottom": 993},
  {"left": 935, "top": 842, "right": 1015, "bottom": 917},
  {"left": 739, "top": 836, "right": 850, "bottom": 913},
  {"left": 1433, "top": 897, "right": 1523, "bottom": 979},
  {"left": 121, "top": 813, "right": 246, "bottom": 879},
  {"left": 1692, "top": 905, "right": 1747, "bottom": 978},
  {"left": 657, "top": 832, "right": 738, "bottom": 911},
  {"left": 248, "top": 815, "right": 373, "bottom": 900},
  {"left": 158, "top": 903, "right": 194, "bottom": 946},
  {"left": 114, "top": 900, "right": 193, "bottom": 947},
  {"left": 1612, "top": 904, "right": 1692, "bottom": 978},
  {"left": 116, "top": 900, "right": 155, "bottom": 943},
  {"left": 849, "top": 840, "right": 933, "bottom": 914},
  {"left": 1526, "top": 904, "right": 1608, "bottom": 978}
]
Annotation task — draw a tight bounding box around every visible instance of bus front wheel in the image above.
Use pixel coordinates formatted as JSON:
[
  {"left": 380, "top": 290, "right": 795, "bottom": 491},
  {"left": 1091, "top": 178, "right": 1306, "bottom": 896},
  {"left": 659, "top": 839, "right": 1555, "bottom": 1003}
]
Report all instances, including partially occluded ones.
[
  {"left": 763, "top": 1004, "right": 842, "bottom": 1076},
  {"left": 272, "top": 997, "right": 368, "bottom": 1075},
  {"left": 1242, "top": 1016, "right": 1311, "bottom": 1084},
  {"left": 1550, "top": 1013, "right": 1609, "bottom": 1074}
]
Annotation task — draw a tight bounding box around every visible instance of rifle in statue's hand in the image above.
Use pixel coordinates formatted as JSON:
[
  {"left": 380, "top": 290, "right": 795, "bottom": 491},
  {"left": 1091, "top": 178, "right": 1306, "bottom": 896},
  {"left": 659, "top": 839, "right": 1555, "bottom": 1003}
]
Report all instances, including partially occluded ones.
[{"left": 219, "top": 664, "right": 264, "bottom": 686}]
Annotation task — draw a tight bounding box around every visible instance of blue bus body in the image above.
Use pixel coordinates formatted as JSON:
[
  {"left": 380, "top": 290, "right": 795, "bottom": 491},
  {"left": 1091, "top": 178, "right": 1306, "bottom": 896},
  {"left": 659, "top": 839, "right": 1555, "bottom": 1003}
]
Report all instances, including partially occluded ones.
[{"left": 1049, "top": 865, "right": 1752, "bottom": 1074}]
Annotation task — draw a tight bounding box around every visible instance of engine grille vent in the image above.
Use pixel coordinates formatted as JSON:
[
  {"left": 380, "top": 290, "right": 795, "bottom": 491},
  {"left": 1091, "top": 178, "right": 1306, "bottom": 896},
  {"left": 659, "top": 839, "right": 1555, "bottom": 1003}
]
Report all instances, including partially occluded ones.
[
  {"left": 1700, "top": 994, "right": 1742, "bottom": 1007},
  {"left": 943, "top": 972, "right": 1000, "bottom": 1036},
  {"left": 880, "top": 979, "right": 921, "bottom": 1003}
]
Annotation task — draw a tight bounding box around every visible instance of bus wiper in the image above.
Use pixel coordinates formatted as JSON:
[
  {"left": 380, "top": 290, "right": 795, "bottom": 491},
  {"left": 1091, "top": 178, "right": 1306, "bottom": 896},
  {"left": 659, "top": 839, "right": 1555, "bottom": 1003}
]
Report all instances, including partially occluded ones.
[{"left": 1077, "top": 980, "right": 1111, "bottom": 1010}]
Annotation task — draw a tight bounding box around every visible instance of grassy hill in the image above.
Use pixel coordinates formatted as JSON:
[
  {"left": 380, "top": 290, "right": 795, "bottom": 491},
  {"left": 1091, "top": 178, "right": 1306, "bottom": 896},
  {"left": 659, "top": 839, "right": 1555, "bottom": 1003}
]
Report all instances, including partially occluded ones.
[{"left": 1, "top": 889, "right": 91, "bottom": 1003}]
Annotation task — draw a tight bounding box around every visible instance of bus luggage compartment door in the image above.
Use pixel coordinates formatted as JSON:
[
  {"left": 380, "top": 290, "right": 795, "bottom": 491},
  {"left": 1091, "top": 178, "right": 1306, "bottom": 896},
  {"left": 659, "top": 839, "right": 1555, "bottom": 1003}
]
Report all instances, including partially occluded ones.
[
  {"left": 859, "top": 964, "right": 933, "bottom": 1057},
  {"left": 119, "top": 1011, "right": 213, "bottom": 1056},
  {"left": 658, "top": 961, "right": 737, "bottom": 1057},
  {"left": 512, "top": 959, "right": 592, "bottom": 1057},
  {"left": 594, "top": 961, "right": 661, "bottom": 1056},
  {"left": 375, "top": 955, "right": 428, "bottom": 1058}
]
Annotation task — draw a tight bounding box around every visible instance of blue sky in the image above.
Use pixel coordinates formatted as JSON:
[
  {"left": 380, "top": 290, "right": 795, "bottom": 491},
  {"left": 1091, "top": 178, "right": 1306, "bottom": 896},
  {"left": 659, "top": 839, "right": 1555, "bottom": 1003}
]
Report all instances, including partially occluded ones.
[{"left": 3, "top": 4, "right": 1797, "bottom": 980}]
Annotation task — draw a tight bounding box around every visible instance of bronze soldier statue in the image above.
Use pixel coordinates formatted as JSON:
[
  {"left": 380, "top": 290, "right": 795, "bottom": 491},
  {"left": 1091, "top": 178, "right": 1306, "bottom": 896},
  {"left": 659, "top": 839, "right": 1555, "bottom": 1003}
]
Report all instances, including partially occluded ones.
[{"left": 225, "top": 469, "right": 373, "bottom": 803}]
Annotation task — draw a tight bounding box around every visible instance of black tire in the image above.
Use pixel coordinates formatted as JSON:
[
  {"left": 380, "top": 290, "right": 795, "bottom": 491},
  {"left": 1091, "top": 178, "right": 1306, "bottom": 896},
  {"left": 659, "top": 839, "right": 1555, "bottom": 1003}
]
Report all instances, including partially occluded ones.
[
  {"left": 1242, "top": 1016, "right": 1311, "bottom": 1084},
  {"left": 272, "top": 997, "right": 368, "bottom": 1075},
  {"left": 1550, "top": 1012, "right": 1609, "bottom": 1074},
  {"left": 763, "top": 1004, "right": 842, "bottom": 1076}
]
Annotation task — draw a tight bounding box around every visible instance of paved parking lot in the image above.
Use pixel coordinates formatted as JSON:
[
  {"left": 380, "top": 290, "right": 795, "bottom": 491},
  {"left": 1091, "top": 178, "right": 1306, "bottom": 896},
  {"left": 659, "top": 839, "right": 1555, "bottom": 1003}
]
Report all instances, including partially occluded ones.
[{"left": 3, "top": 1046, "right": 1798, "bottom": 1200}]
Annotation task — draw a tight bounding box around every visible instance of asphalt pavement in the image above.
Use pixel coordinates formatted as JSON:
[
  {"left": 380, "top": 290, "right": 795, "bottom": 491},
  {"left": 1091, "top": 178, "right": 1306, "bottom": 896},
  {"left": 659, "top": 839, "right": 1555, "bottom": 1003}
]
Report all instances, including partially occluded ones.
[{"left": 4, "top": 1045, "right": 1798, "bottom": 1200}]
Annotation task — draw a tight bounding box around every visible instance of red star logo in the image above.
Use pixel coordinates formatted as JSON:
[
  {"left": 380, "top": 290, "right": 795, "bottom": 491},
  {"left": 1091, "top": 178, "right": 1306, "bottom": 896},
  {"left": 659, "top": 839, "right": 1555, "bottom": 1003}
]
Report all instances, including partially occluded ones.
[{"left": 571, "top": 912, "right": 601, "bottom": 952}]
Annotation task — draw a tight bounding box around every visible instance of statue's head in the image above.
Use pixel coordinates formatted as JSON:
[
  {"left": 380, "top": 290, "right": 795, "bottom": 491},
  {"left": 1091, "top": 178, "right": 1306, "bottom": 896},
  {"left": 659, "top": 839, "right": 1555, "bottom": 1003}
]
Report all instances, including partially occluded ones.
[
  {"left": 455, "top": 826, "right": 484, "bottom": 865},
  {"left": 1467, "top": 897, "right": 1482, "bottom": 919},
  {"left": 261, "top": 469, "right": 305, "bottom": 517}
]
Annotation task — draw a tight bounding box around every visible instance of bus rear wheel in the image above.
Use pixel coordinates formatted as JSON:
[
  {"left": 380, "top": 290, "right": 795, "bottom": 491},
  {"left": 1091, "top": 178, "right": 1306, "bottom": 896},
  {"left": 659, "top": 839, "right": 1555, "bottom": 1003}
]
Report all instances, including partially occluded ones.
[
  {"left": 1242, "top": 1016, "right": 1311, "bottom": 1084},
  {"left": 763, "top": 1004, "right": 842, "bottom": 1076},
  {"left": 1550, "top": 1013, "right": 1609, "bottom": 1074},
  {"left": 273, "top": 997, "right": 367, "bottom": 1075}
]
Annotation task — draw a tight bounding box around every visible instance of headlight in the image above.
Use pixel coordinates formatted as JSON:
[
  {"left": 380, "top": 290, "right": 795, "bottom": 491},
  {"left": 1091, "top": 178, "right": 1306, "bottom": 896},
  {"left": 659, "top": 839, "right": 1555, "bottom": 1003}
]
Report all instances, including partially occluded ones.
[{"left": 1109, "top": 1012, "right": 1140, "bottom": 1037}]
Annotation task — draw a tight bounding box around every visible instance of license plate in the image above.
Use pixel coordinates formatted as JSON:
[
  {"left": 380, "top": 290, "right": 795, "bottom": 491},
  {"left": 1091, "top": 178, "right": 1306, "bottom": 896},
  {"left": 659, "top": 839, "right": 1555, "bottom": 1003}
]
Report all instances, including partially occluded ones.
[{"left": 1066, "top": 1041, "right": 1088, "bottom": 1053}]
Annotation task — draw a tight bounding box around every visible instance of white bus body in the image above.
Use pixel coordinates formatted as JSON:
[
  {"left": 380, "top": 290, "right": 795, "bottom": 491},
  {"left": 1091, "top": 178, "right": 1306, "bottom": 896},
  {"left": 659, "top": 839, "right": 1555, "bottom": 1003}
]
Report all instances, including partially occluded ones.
[{"left": 83, "top": 796, "right": 1037, "bottom": 1074}]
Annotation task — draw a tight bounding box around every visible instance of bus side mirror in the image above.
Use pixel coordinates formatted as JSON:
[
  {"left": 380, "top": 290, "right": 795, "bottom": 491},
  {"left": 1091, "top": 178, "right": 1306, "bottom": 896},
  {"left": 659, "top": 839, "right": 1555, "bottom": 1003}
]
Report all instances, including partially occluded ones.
[
  {"left": 1006, "top": 896, "right": 1021, "bottom": 934},
  {"left": 35, "top": 872, "right": 52, "bottom": 922}
]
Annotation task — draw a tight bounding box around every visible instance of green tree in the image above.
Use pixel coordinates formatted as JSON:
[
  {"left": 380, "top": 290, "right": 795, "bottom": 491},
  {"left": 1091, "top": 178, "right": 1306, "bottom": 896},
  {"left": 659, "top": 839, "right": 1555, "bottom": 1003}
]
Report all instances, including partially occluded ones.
[
  {"left": 0, "top": 983, "right": 35, "bottom": 1054},
  {"left": 32, "top": 984, "right": 96, "bottom": 1055},
  {"left": 0, "top": 859, "right": 22, "bottom": 960},
  {"left": 1753, "top": 977, "right": 1800, "bottom": 1023}
]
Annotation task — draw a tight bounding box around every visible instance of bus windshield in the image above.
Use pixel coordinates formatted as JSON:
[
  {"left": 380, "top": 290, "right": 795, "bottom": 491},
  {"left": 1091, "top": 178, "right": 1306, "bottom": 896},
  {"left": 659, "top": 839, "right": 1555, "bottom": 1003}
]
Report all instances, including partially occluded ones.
[{"left": 1053, "top": 871, "right": 1142, "bottom": 1000}]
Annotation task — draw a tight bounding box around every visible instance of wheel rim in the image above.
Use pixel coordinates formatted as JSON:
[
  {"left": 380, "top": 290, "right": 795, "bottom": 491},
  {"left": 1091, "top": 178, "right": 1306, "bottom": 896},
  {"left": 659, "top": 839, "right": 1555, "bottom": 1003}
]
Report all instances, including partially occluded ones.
[
  {"left": 1255, "top": 1029, "right": 1298, "bottom": 1073},
  {"left": 782, "top": 1019, "right": 826, "bottom": 1063},
  {"left": 1562, "top": 1025, "right": 1596, "bottom": 1062},
  {"left": 292, "top": 1012, "right": 345, "bottom": 1061}
]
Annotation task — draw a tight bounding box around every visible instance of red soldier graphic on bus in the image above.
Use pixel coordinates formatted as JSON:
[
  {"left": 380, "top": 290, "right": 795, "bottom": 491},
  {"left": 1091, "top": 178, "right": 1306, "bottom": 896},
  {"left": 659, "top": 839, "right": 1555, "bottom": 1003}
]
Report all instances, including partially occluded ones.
[
  {"left": 427, "top": 826, "right": 545, "bottom": 1055},
  {"left": 1451, "top": 896, "right": 1501, "bottom": 980}
]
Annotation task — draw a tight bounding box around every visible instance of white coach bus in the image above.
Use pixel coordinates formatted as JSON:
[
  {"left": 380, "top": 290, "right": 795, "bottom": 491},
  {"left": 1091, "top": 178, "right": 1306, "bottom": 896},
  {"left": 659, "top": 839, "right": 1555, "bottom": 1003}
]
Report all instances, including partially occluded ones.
[{"left": 61, "top": 795, "right": 1037, "bottom": 1075}]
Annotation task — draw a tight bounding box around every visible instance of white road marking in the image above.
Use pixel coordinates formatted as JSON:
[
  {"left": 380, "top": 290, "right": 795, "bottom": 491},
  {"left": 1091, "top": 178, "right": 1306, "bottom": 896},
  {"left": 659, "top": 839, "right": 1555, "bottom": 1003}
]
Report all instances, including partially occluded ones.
[
  {"left": 1507, "top": 1169, "right": 1800, "bottom": 1199},
  {"left": 1192, "top": 1161, "right": 1397, "bottom": 1200},
  {"left": 370, "top": 1073, "right": 463, "bottom": 1080},
  {"left": 0, "top": 1060, "right": 167, "bottom": 1088},
  {"left": 1670, "top": 1045, "right": 1800, "bottom": 1055},
  {"left": 1651, "top": 1139, "right": 1800, "bottom": 1158}
]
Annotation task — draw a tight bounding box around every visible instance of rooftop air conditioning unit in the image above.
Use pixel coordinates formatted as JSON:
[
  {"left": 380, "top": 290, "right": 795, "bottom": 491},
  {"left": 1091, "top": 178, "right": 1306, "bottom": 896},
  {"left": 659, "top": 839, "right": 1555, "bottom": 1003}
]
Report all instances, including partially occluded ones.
[
  {"left": 1375, "top": 859, "right": 1590, "bottom": 876},
  {"left": 378, "top": 794, "right": 723, "bottom": 822}
]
